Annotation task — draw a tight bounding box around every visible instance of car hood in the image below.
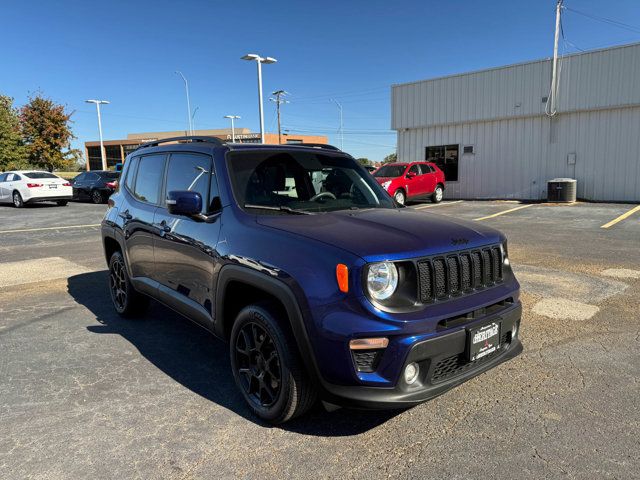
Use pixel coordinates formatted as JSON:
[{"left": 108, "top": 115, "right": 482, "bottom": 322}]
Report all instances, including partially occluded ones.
[
  {"left": 373, "top": 176, "right": 397, "bottom": 184},
  {"left": 256, "top": 208, "right": 505, "bottom": 262}
]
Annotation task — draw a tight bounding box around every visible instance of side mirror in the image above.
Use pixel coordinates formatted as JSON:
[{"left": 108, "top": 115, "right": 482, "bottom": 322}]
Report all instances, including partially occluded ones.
[
  {"left": 167, "top": 190, "right": 202, "bottom": 217},
  {"left": 406, "top": 171, "right": 416, "bottom": 179}
]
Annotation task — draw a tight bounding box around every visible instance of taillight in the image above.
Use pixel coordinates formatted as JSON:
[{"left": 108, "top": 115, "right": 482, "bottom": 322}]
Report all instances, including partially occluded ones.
[
  {"left": 27, "top": 183, "right": 43, "bottom": 188},
  {"left": 106, "top": 181, "right": 117, "bottom": 188},
  {"left": 63, "top": 182, "right": 71, "bottom": 187}
]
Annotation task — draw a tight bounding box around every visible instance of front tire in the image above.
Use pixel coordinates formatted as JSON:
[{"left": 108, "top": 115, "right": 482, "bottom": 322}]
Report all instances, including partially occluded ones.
[
  {"left": 393, "top": 189, "right": 406, "bottom": 205},
  {"left": 230, "top": 304, "right": 317, "bottom": 424},
  {"left": 431, "top": 185, "right": 444, "bottom": 203},
  {"left": 108, "top": 251, "right": 149, "bottom": 317},
  {"left": 12, "top": 191, "right": 24, "bottom": 208}
]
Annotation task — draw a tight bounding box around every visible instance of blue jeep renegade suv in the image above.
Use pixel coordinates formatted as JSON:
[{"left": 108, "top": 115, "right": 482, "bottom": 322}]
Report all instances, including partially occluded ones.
[{"left": 101, "top": 136, "right": 522, "bottom": 423}]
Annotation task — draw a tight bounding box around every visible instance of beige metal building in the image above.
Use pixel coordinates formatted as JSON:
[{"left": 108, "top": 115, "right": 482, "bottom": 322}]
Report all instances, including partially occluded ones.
[
  {"left": 84, "top": 129, "right": 328, "bottom": 171},
  {"left": 392, "top": 42, "right": 640, "bottom": 201}
]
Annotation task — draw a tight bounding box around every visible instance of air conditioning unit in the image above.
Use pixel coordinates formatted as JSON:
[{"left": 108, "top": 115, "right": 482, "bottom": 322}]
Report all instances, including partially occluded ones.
[{"left": 547, "top": 178, "right": 577, "bottom": 203}]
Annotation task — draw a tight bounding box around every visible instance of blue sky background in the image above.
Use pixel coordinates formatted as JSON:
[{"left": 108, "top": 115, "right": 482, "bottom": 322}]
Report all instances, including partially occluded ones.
[{"left": 2, "top": 0, "right": 640, "bottom": 161}]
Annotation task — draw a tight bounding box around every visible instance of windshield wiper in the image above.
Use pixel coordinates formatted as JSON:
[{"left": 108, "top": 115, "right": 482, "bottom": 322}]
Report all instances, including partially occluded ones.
[{"left": 244, "top": 203, "right": 314, "bottom": 215}]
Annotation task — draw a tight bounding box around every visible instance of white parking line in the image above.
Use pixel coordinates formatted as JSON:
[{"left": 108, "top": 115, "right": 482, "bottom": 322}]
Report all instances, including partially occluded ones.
[
  {"left": 0, "top": 224, "right": 101, "bottom": 234},
  {"left": 474, "top": 204, "right": 533, "bottom": 221},
  {"left": 413, "top": 200, "right": 463, "bottom": 210}
]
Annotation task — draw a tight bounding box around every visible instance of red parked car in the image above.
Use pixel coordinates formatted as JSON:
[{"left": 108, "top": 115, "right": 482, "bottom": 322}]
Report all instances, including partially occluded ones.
[{"left": 373, "top": 162, "right": 445, "bottom": 205}]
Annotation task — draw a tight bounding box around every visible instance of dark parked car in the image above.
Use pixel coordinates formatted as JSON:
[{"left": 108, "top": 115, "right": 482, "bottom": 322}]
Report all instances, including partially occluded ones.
[
  {"left": 72, "top": 170, "right": 120, "bottom": 204},
  {"left": 101, "top": 136, "right": 522, "bottom": 423}
]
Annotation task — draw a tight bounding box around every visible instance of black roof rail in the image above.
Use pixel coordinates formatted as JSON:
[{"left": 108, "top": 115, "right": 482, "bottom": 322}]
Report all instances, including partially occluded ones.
[
  {"left": 295, "top": 143, "right": 341, "bottom": 151},
  {"left": 134, "top": 136, "right": 224, "bottom": 152}
]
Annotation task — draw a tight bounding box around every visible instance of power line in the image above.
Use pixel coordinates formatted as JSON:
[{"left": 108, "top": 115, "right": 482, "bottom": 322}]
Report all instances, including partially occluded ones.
[{"left": 564, "top": 6, "right": 640, "bottom": 35}]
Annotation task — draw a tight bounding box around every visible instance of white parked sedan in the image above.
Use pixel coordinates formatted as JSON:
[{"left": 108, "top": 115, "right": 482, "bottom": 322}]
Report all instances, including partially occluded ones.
[{"left": 0, "top": 170, "right": 73, "bottom": 207}]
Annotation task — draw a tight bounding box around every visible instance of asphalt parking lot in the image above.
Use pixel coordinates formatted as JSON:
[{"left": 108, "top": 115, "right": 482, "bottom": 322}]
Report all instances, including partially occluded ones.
[{"left": 1, "top": 200, "right": 639, "bottom": 479}]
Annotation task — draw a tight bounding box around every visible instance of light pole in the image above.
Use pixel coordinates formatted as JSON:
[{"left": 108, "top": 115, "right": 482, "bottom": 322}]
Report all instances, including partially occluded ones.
[
  {"left": 85, "top": 99, "right": 109, "bottom": 170},
  {"left": 241, "top": 54, "right": 277, "bottom": 143},
  {"left": 175, "top": 71, "right": 193, "bottom": 135},
  {"left": 224, "top": 115, "right": 241, "bottom": 142},
  {"left": 331, "top": 98, "right": 344, "bottom": 150}
]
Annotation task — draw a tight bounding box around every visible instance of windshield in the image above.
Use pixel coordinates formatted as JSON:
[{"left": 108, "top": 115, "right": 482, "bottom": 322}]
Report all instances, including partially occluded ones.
[
  {"left": 24, "top": 172, "right": 58, "bottom": 179},
  {"left": 227, "top": 151, "right": 396, "bottom": 213},
  {"left": 373, "top": 164, "right": 406, "bottom": 178}
]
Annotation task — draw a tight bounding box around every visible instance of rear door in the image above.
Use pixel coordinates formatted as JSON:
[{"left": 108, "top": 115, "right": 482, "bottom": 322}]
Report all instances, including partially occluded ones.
[
  {"left": 420, "top": 163, "right": 437, "bottom": 194},
  {"left": 152, "top": 151, "right": 221, "bottom": 326},
  {"left": 0, "top": 173, "right": 9, "bottom": 202},
  {"left": 123, "top": 154, "right": 166, "bottom": 281}
]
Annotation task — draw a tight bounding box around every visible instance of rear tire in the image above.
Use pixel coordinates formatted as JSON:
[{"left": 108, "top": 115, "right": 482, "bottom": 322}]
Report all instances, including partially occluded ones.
[
  {"left": 393, "top": 189, "right": 406, "bottom": 205},
  {"left": 108, "top": 251, "right": 149, "bottom": 317},
  {"left": 431, "top": 185, "right": 444, "bottom": 203},
  {"left": 230, "top": 304, "right": 317, "bottom": 424},
  {"left": 57, "top": 200, "right": 68, "bottom": 206},
  {"left": 91, "top": 189, "right": 104, "bottom": 204},
  {"left": 12, "top": 191, "right": 24, "bottom": 208}
]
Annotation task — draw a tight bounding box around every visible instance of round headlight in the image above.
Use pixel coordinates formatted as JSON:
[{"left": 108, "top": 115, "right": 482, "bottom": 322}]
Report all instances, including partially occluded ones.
[{"left": 367, "top": 262, "right": 398, "bottom": 301}]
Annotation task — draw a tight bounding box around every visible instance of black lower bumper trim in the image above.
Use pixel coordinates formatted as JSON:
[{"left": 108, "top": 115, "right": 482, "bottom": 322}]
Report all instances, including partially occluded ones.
[{"left": 320, "top": 303, "right": 523, "bottom": 409}]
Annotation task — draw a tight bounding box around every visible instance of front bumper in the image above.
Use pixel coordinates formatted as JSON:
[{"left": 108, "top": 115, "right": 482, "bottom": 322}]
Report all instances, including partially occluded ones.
[{"left": 319, "top": 302, "right": 522, "bottom": 409}]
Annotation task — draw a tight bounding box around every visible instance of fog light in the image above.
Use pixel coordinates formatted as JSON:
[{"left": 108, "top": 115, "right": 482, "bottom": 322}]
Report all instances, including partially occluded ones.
[{"left": 404, "top": 362, "right": 419, "bottom": 385}]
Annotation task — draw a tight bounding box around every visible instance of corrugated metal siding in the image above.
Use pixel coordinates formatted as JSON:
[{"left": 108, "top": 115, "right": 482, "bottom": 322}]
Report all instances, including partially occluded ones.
[
  {"left": 397, "top": 107, "right": 640, "bottom": 202},
  {"left": 392, "top": 43, "right": 640, "bottom": 130}
]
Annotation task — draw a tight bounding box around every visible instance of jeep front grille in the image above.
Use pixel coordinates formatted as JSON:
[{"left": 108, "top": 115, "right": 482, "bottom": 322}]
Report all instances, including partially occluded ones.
[{"left": 417, "top": 245, "right": 503, "bottom": 303}]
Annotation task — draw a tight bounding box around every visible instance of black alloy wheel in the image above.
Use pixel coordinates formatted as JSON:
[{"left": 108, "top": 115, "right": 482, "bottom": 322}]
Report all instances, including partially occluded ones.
[
  {"left": 92, "top": 189, "right": 104, "bottom": 204},
  {"left": 234, "top": 321, "right": 282, "bottom": 408},
  {"left": 108, "top": 251, "right": 149, "bottom": 317}
]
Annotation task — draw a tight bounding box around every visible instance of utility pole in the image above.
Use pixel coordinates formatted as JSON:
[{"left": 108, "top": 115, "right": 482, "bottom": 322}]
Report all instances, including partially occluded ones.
[
  {"left": 548, "top": 0, "right": 563, "bottom": 117},
  {"left": 270, "top": 90, "right": 289, "bottom": 144},
  {"left": 85, "top": 99, "right": 109, "bottom": 170},
  {"left": 331, "top": 99, "right": 344, "bottom": 150}
]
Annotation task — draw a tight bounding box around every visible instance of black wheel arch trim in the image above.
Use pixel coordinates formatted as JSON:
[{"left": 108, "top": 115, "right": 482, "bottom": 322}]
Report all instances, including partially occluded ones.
[{"left": 214, "top": 264, "right": 324, "bottom": 388}]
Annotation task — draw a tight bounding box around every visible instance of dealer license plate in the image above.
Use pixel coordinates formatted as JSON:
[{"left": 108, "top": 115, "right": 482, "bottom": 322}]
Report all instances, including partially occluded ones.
[{"left": 468, "top": 321, "right": 501, "bottom": 362}]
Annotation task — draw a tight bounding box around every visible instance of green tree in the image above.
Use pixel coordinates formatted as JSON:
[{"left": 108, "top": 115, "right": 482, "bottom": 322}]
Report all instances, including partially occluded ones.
[
  {"left": 20, "top": 94, "right": 77, "bottom": 172},
  {"left": 356, "top": 157, "right": 371, "bottom": 166},
  {"left": 0, "top": 95, "right": 27, "bottom": 170},
  {"left": 382, "top": 152, "right": 397, "bottom": 164}
]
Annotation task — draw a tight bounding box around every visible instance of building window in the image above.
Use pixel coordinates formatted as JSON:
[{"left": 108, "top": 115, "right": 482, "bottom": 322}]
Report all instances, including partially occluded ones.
[{"left": 425, "top": 144, "right": 459, "bottom": 181}]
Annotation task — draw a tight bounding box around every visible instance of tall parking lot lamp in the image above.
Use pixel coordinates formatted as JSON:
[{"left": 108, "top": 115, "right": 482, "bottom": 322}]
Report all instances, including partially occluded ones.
[
  {"left": 241, "top": 54, "right": 277, "bottom": 143},
  {"left": 224, "top": 115, "right": 241, "bottom": 142},
  {"left": 175, "top": 71, "right": 193, "bottom": 136},
  {"left": 85, "top": 99, "right": 109, "bottom": 170}
]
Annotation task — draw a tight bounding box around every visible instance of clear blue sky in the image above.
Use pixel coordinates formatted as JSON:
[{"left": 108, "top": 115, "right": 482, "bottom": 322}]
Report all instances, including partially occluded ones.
[{"left": 2, "top": 0, "right": 640, "bottom": 161}]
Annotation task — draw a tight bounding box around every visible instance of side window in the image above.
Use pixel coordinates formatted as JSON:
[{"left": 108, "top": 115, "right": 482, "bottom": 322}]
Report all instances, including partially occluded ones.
[
  {"left": 164, "top": 153, "right": 212, "bottom": 213},
  {"left": 75, "top": 173, "right": 86, "bottom": 182},
  {"left": 133, "top": 154, "right": 165, "bottom": 204},
  {"left": 408, "top": 165, "right": 419, "bottom": 176},
  {"left": 14, "top": 174, "right": 22, "bottom": 181},
  {"left": 124, "top": 156, "right": 140, "bottom": 193},
  {"left": 0, "top": 173, "right": 7, "bottom": 182}
]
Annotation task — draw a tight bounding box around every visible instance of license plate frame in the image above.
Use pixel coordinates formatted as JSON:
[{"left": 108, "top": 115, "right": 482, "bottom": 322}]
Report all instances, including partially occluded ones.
[{"left": 467, "top": 320, "right": 501, "bottom": 362}]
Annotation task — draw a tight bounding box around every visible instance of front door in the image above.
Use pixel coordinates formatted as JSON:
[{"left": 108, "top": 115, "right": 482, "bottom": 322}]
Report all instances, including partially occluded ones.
[
  {"left": 153, "top": 152, "right": 221, "bottom": 324},
  {"left": 405, "top": 164, "right": 421, "bottom": 198}
]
